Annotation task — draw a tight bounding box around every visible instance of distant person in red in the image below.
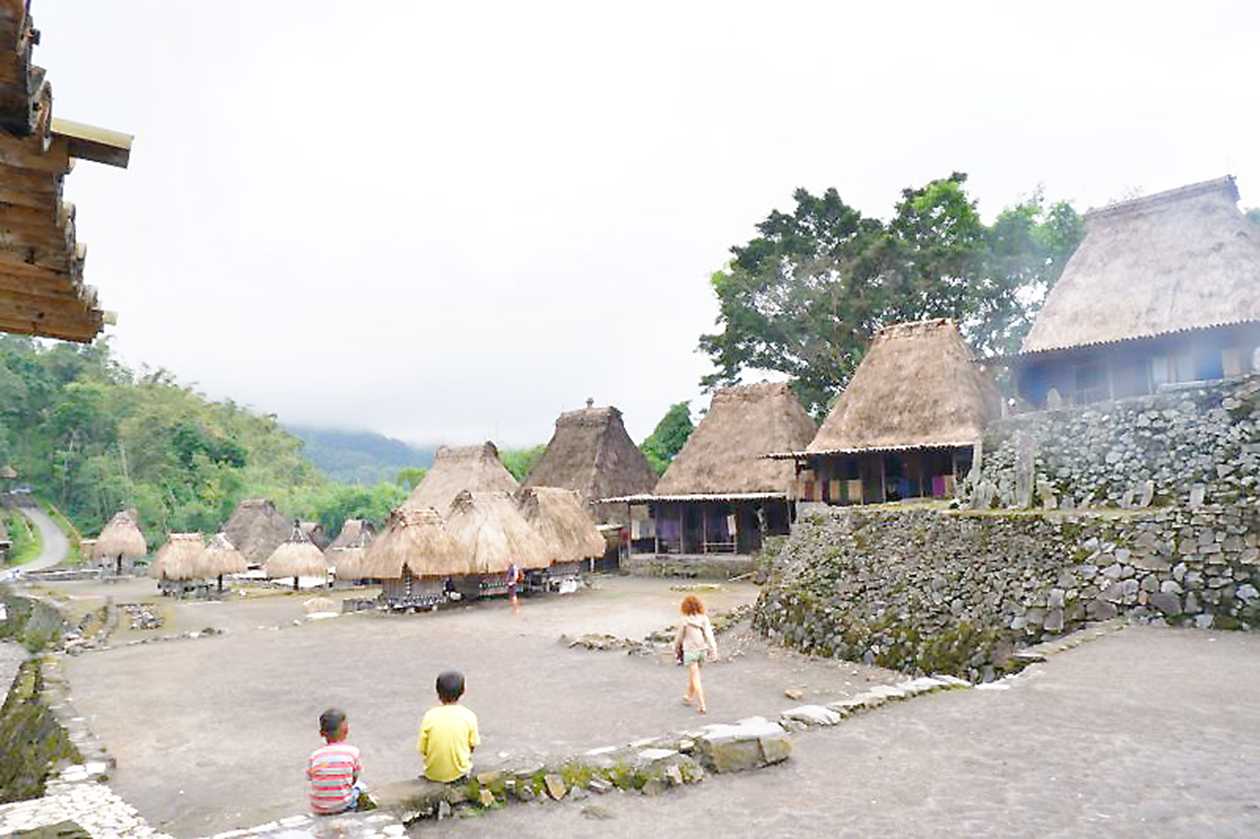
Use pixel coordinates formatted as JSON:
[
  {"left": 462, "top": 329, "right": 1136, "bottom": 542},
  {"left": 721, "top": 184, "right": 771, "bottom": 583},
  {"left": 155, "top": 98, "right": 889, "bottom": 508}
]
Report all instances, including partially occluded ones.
[
  {"left": 674, "top": 595, "right": 718, "bottom": 714},
  {"left": 506, "top": 561, "right": 523, "bottom": 615},
  {"left": 307, "top": 708, "right": 366, "bottom": 815}
]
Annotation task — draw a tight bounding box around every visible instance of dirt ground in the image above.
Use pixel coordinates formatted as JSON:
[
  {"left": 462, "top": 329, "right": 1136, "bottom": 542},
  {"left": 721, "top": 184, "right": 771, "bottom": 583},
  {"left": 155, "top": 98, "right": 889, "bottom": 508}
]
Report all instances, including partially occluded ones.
[
  {"left": 55, "top": 575, "right": 898, "bottom": 836},
  {"left": 423, "top": 625, "right": 1260, "bottom": 838}
]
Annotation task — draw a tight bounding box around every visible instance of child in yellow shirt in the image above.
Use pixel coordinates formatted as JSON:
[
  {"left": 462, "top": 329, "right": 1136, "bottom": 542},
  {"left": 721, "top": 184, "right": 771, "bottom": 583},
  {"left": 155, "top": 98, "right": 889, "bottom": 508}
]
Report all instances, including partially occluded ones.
[{"left": 418, "top": 670, "right": 480, "bottom": 783}]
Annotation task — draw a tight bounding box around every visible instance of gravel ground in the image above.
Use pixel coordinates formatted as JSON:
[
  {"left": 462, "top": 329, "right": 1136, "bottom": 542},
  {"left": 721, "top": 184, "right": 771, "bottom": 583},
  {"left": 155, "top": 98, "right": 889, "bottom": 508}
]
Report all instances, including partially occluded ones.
[{"left": 416, "top": 625, "right": 1260, "bottom": 838}]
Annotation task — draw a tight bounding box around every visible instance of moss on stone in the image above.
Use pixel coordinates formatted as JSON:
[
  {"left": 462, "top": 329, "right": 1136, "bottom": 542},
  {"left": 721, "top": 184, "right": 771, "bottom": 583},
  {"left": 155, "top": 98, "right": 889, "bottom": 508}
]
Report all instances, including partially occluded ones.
[{"left": 0, "top": 658, "right": 83, "bottom": 804}]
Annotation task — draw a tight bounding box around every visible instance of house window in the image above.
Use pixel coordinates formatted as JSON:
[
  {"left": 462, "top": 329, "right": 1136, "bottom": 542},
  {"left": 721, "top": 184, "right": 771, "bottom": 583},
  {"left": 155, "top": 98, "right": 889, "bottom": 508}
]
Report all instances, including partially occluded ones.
[{"left": 1073, "top": 362, "right": 1107, "bottom": 405}]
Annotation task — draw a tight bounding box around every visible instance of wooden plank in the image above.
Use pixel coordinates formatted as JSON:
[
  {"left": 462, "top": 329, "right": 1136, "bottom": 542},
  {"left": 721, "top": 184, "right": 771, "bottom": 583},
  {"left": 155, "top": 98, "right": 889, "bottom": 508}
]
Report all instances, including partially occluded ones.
[
  {"left": 0, "top": 272, "right": 93, "bottom": 305},
  {"left": 0, "top": 313, "right": 99, "bottom": 342},
  {"left": 0, "top": 131, "right": 67, "bottom": 174},
  {"left": 0, "top": 252, "right": 77, "bottom": 283},
  {"left": 52, "top": 118, "right": 132, "bottom": 169}
]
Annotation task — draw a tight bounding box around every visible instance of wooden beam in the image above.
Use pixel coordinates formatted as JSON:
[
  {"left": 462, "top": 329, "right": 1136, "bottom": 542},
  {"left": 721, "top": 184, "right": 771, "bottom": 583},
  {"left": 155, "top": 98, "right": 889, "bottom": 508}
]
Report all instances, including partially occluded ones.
[
  {"left": 0, "top": 131, "right": 67, "bottom": 174},
  {"left": 0, "top": 272, "right": 94, "bottom": 306},
  {"left": 52, "top": 118, "right": 132, "bottom": 169}
]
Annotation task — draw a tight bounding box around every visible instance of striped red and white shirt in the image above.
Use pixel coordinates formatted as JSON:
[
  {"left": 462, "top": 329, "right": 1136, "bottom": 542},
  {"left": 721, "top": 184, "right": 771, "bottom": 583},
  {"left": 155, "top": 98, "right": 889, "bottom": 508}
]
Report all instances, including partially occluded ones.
[{"left": 307, "top": 742, "right": 361, "bottom": 815}]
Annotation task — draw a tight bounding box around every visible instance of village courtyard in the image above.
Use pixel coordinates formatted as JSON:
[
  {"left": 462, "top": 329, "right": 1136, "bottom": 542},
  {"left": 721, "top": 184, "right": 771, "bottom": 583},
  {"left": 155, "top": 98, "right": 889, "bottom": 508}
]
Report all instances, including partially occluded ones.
[{"left": 17, "top": 574, "right": 1260, "bottom": 838}]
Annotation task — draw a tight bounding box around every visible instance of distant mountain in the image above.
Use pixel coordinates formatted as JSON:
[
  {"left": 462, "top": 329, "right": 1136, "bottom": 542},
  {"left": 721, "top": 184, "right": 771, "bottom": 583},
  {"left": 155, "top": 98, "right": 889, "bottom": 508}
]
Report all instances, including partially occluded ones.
[{"left": 286, "top": 426, "right": 435, "bottom": 485}]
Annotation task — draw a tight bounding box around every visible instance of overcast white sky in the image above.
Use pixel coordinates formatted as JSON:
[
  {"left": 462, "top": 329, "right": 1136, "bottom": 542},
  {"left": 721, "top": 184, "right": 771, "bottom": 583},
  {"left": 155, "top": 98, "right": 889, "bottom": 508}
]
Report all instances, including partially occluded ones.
[{"left": 38, "top": 1, "right": 1260, "bottom": 446}]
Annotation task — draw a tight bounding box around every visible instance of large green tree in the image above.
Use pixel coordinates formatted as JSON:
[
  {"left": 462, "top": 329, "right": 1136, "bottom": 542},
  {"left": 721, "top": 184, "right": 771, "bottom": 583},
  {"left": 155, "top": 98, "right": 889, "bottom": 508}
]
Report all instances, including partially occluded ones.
[
  {"left": 640, "top": 402, "right": 694, "bottom": 476},
  {"left": 699, "top": 175, "right": 1082, "bottom": 413}
]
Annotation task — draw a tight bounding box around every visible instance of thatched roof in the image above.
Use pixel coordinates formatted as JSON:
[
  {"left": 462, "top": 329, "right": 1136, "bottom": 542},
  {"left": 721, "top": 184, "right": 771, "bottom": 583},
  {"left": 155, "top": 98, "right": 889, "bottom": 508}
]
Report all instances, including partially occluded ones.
[
  {"left": 356, "top": 506, "right": 469, "bottom": 580},
  {"left": 517, "top": 487, "right": 606, "bottom": 563},
  {"left": 93, "top": 509, "right": 147, "bottom": 560},
  {"left": 150, "top": 533, "right": 206, "bottom": 581},
  {"left": 402, "top": 442, "right": 519, "bottom": 513},
  {"left": 263, "top": 524, "right": 329, "bottom": 579},
  {"left": 801, "top": 319, "right": 1000, "bottom": 454},
  {"left": 299, "top": 521, "right": 328, "bottom": 549},
  {"left": 445, "top": 490, "right": 552, "bottom": 573},
  {"left": 201, "top": 532, "right": 248, "bottom": 578},
  {"left": 1022, "top": 176, "right": 1260, "bottom": 354},
  {"left": 329, "top": 519, "right": 376, "bottom": 550},
  {"left": 523, "top": 403, "right": 658, "bottom": 504},
  {"left": 223, "top": 498, "right": 291, "bottom": 565},
  {"left": 650, "top": 383, "right": 816, "bottom": 497}
]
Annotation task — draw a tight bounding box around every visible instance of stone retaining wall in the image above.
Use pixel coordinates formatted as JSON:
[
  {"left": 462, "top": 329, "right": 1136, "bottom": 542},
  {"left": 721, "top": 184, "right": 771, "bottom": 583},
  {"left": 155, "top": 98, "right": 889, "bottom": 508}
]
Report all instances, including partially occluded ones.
[
  {"left": 754, "top": 503, "right": 1260, "bottom": 681},
  {"left": 622, "top": 554, "right": 755, "bottom": 580},
  {"left": 964, "top": 374, "right": 1260, "bottom": 510}
]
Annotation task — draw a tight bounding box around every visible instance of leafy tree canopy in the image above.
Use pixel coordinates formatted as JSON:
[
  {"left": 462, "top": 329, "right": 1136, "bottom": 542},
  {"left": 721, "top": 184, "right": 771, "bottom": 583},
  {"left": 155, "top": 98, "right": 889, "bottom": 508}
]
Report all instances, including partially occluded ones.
[
  {"left": 699, "top": 175, "right": 1083, "bottom": 413},
  {"left": 500, "top": 445, "right": 547, "bottom": 482},
  {"left": 640, "top": 401, "right": 694, "bottom": 476}
]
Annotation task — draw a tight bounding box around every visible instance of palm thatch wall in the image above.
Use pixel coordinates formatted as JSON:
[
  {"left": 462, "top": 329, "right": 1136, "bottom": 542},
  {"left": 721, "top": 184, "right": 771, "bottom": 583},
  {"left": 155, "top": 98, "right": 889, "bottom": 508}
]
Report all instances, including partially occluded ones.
[
  {"left": 93, "top": 509, "right": 147, "bottom": 560},
  {"left": 654, "top": 382, "right": 817, "bottom": 496},
  {"left": 357, "top": 506, "right": 469, "bottom": 579},
  {"left": 403, "top": 442, "right": 519, "bottom": 513},
  {"left": 223, "top": 498, "right": 291, "bottom": 565},
  {"left": 201, "top": 532, "right": 248, "bottom": 578},
  {"left": 517, "top": 487, "right": 605, "bottom": 564},
  {"left": 807, "top": 319, "right": 1000, "bottom": 453},
  {"left": 523, "top": 403, "right": 657, "bottom": 505},
  {"left": 1023, "top": 176, "right": 1260, "bottom": 354},
  {"left": 329, "top": 518, "right": 376, "bottom": 550},
  {"left": 445, "top": 490, "right": 551, "bottom": 573},
  {"left": 150, "top": 533, "right": 206, "bottom": 581},
  {"left": 263, "top": 524, "right": 329, "bottom": 579}
]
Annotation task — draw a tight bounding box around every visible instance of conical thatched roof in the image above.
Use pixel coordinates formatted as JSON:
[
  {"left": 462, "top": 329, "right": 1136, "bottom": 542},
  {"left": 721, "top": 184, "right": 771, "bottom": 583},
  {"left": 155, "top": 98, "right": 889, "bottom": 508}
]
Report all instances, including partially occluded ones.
[
  {"left": 651, "top": 383, "right": 816, "bottom": 497},
  {"left": 804, "top": 320, "right": 1000, "bottom": 453},
  {"left": 201, "top": 532, "right": 248, "bottom": 578},
  {"left": 329, "top": 519, "right": 376, "bottom": 550},
  {"left": 402, "top": 442, "right": 519, "bottom": 513},
  {"left": 299, "top": 521, "right": 328, "bottom": 549},
  {"left": 151, "top": 533, "right": 206, "bottom": 581},
  {"left": 93, "top": 509, "right": 147, "bottom": 560},
  {"left": 517, "top": 487, "right": 605, "bottom": 564},
  {"left": 263, "top": 523, "right": 329, "bottom": 579},
  {"left": 327, "top": 520, "right": 376, "bottom": 580},
  {"left": 357, "top": 506, "right": 469, "bottom": 579},
  {"left": 223, "top": 498, "right": 291, "bottom": 565},
  {"left": 445, "top": 490, "right": 552, "bottom": 573},
  {"left": 1022, "top": 176, "right": 1260, "bottom": 354},
  {"left": 523, "top": 403, "right": 658, "bottom": 504}
]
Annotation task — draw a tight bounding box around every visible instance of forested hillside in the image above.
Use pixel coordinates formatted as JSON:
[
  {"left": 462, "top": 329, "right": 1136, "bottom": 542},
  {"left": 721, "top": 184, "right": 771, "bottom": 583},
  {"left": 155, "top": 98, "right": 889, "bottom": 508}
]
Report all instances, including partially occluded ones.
[
  {"left": 285, "top": 426, "right": 434, "bottom": 485},
  {"left": 0, "top": 337, "right": 405, "bottom": 547}
]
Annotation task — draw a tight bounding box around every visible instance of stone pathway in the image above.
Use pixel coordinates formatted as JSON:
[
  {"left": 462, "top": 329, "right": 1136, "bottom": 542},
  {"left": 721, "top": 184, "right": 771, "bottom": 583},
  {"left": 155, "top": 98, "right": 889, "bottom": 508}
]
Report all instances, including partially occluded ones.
[{"left": 0, "top": 781, "right": 171, "bottom": 838}]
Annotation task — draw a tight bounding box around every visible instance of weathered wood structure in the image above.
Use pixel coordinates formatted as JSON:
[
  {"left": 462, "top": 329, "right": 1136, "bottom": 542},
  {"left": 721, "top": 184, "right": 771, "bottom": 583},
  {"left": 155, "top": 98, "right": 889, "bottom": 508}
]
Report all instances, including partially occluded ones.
[
  {"left": 359, "top": 505, "right": 470, "bottom": 610},
  {"left": 771, "top": 320, "right": 999, "bottom": 505},
  {"left": 517, "top": 486, "right": 605, "bottom": 583},
  {"left": 1014, "top": 176, "right": 1260, "bottom": 409},
  {"left": 606, "top": 383, "right": 816, "bottom": 558},
  {"left": 0, "top": 0, "right": 131, "bottom": 342},
  {"left": 263, "top": 523, "right": 329, "bottom": 591},
  {"left": 151, "top": 532, "right": 208, "bottom": 598},
  {"left": 92, "top": 508, "right": 147, "bottom": 576}
]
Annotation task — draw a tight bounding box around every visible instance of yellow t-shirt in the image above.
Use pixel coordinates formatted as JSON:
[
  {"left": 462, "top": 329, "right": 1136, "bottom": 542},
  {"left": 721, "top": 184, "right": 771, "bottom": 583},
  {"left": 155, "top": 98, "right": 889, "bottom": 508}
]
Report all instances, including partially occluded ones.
[{"left": 417, "top": 704, "right": 480, "bottom": 782}]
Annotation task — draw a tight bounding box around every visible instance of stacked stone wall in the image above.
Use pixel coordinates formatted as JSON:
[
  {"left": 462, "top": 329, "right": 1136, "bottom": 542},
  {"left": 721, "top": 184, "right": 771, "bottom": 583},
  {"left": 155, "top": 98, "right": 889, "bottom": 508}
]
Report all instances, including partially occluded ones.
[
  {"left": 964, "top": 374, "right": 1260, "bottom": 510},
  {"left": 754, "top": 503, "right": 1260, "bottom": 681}
]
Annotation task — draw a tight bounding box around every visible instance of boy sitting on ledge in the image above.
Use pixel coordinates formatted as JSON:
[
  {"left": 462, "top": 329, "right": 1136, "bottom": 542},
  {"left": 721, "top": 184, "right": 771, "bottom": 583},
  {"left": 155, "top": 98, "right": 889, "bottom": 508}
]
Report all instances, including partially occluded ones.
[
  {"left": 418, "top": 670, "right": 480, "bottom": 783},
  {"left": 307, "top": 707, "right": 372, "bottom": 815}
]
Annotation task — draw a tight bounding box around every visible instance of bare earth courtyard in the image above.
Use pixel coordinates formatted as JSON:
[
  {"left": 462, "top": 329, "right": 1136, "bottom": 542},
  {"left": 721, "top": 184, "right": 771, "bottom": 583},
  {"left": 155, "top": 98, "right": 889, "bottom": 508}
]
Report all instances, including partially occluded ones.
[{"left": 53, "top": 576, "right": 899, "bottom": 836}]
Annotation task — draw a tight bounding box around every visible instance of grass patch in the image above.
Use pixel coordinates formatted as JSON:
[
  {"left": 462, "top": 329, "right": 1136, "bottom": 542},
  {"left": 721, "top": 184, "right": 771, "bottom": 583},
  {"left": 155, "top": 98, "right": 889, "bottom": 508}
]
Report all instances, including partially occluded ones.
[{"left": 5, "top": 511, "right": 42, "bottom": 567}]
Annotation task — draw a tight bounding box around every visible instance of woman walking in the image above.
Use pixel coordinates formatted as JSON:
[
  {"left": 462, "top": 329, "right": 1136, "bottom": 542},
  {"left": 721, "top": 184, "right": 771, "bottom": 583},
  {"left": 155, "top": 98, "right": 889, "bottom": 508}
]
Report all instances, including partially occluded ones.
[{"left": 674, "top": 595, "right": 718, "bottom": 714}]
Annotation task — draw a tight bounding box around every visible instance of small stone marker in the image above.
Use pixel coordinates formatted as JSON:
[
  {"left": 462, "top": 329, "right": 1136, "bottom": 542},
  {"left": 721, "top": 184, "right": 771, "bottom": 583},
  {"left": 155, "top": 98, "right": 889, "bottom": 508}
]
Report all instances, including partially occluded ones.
[
  {"left": 783, "top": 687, "right": 804, "bottom": 700},
  {"left": 544, "top": 773, "right": 567, "bottom": 801},
  {"left": 478, "top": 788, "right": 495, "bottom": 807}
]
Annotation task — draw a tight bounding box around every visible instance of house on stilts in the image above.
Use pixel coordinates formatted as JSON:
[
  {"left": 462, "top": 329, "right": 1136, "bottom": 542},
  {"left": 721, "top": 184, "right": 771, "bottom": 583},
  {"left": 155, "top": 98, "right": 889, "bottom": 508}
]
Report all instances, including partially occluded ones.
[
  {"left": 1013, "top": 176, "right": 1260, "bottom": 409},
  {"left": 604, "top": 382, "right": 816, "bottom": 563},
  {"left": 770, "top": 319, "right": 999, "bottom": 505}
]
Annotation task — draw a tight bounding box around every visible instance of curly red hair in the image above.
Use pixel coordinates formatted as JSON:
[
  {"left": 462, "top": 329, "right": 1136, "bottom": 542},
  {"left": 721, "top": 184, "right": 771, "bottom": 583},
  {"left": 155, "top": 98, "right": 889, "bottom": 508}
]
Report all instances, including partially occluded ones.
[{"left": 680, "top": 595, "right": 705, "bottom": 615}]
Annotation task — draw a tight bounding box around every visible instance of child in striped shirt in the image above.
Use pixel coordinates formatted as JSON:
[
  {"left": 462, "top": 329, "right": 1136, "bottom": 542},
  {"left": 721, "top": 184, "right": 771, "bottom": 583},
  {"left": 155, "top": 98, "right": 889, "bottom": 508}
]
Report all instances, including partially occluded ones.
[{"left": 307, "top": 708, "right": 364, "bottom": 815}]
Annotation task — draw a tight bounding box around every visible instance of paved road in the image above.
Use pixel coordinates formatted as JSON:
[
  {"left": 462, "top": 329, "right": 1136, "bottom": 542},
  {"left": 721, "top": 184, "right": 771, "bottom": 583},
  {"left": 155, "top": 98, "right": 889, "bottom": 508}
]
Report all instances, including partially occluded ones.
[
  {"left": 422, "top": 625, "right": 1260, "bottom": 838},
  {"left": 18, "top": 507, "right": 69, "bottom": 572}
]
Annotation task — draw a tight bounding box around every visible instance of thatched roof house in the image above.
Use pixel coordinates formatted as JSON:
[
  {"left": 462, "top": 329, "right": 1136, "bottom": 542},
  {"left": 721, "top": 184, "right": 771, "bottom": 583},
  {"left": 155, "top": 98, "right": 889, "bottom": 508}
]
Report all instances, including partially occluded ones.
[
  {"left": 402, "top": 442, "right": 519, "bottom": 513},
  {"left": 653, "top": 382, "right": 816, "bottom": 497},
  {"left": 773, "top": 320, "right": 998, "bottom": 506},
  {"left": 299, "top": 521, "right": 328, "bottom": 549},
  {"left": 1016, "top": 176, "right": 1260, "bottom": 408},
  {"left": 357, "top": 506, "right": 468, "bottom": 580},
  {"left": 151, "top": 533, "right": 206, "bottom": 581},
  {"left": 263, "top": 524, "right": 329, "bottom": 581},
  {"left": 523, "top": 402, "right": 657, "bottom": 512},
  {"left": 329, "top": 519, "right": 376, "bottom": 550},
  {"left": 445, "top": 490, "right": 551, "bottom": 573},
  {"left": 806, "top": 320, "right": 999, "bottom": 454},
  {"left": 517, "top": 487, "right": 605, "bottom": 565},
  {"left": 202, "top": 532, "right": 248, "bottom": 579},
  {"left": 93, "top": 509, "right": 147, "bottom": 565},
  {"left": 223, "top": 499, "right": 291, "bottom": 565}
]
